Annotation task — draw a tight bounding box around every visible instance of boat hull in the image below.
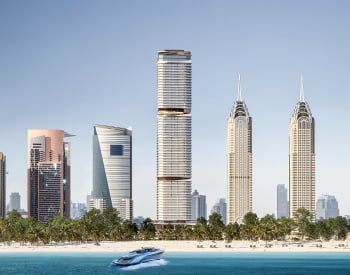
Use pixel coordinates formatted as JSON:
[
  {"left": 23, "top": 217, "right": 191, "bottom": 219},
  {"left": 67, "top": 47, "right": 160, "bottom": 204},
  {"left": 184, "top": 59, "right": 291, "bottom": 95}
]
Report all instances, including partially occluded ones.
[{"left": 111, "top": 247, "right": 164, "bottom": 267}]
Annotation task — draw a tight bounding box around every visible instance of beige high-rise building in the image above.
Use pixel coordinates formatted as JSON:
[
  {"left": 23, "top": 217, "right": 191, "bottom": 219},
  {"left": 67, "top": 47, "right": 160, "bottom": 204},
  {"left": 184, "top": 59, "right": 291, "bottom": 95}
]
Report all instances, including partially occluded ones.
[
  {"left": 157, "top": 50, "right": 192, "bottom": 223},
  {"left": 289, "top": 77, "right": 315, "bottom": 220},
  {"left": 227, "top": 75, "right": 252, "bottom": 224}
]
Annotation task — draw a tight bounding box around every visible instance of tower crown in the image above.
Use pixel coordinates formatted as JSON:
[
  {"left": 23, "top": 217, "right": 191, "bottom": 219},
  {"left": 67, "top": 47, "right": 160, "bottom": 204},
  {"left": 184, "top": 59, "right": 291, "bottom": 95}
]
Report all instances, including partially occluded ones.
[
  {"left": 292, "top": 101, "right": 312, "bottom": 120},
  {"left": 229, "top": 74, "right": 250, "bottom": 119},
  {"left": 292, "top": 76, "right": 312, "bottom": 120}
]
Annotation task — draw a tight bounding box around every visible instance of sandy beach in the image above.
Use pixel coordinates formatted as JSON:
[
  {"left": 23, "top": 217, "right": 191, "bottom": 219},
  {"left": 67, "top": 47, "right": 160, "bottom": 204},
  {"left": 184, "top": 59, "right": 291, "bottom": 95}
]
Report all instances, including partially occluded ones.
[{"left": 1, "top": 240, "right": 350, "bottom": 253}]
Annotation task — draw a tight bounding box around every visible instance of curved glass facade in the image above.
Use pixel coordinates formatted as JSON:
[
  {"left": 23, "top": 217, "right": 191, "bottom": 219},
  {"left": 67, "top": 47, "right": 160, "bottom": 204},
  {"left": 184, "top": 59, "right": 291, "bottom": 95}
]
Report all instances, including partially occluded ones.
[
  {"left": 157, "top": 50, "right": 192, "bottom": 223},
  {"left": 227, "top": 81, "right": 252, "bottom": 224},
  {"left": 92, "top": 125, "right": 133, "bottom": 220}
]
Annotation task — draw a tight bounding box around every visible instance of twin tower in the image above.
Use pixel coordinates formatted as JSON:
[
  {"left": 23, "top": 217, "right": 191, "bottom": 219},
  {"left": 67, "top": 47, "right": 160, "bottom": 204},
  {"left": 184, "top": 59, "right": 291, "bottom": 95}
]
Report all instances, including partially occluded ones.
[{"left": 157, "top": 49, "right": 315, "bottom": 225}]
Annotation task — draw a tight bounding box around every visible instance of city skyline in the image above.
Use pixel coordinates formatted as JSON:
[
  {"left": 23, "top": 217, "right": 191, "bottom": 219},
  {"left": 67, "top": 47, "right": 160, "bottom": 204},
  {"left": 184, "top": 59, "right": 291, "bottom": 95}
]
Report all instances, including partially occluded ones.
[{"left": 1, "top": 1, "right": 350, "bottom": 219}]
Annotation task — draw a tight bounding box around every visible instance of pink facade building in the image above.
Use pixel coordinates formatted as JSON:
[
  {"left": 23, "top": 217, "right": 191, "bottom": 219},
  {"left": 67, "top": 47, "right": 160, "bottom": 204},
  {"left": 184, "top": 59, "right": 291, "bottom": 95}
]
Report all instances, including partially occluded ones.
[{"left": 27, "top": 129, "right": 73, "bottom": 222}]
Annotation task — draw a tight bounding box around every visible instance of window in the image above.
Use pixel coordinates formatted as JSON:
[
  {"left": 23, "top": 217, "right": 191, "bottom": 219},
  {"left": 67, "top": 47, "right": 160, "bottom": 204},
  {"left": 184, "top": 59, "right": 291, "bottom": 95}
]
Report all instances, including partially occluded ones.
[{"left": 110, "top": 145, "right": 123, "bottom": 156}]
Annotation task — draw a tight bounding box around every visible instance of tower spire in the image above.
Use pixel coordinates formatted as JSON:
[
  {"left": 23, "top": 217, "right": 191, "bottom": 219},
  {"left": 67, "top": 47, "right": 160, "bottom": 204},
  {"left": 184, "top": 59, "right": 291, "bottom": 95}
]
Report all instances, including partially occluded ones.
[
  {"left": 237, "top": 74, "right": 242, "bottom": 101},
  {"left": 300, "top": 74, "right": 305, "bottom": 102}
]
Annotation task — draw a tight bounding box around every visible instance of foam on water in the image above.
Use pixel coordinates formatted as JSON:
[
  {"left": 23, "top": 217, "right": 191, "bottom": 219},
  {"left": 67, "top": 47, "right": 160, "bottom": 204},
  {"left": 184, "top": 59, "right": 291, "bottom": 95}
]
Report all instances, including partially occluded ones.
[{"left": 116, "top": 259, "right": 168, "bottom": 271}]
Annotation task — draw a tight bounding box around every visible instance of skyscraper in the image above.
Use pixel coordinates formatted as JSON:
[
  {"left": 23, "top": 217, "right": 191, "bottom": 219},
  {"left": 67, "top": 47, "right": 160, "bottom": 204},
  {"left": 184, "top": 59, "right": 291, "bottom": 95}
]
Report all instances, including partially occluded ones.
[
  {"left": 191, "top": 190, "right": 207, "bottom": 221},
  {"left": 277, "top": 184, "right": 289, "bottom": 218},
  {"left": 157, "top": 50, "right": 192, "bottom": 223},
  {"left": 9, "top": 192, "right": 21, "bottom": 212},
  {"left": 316, "top": 194, "right": 339, "bottom": 221},
  {"left": 92, "top": 125, "right": 133, "bottom": 220},
  {"left": 27, "top": 129, "right": 73, "bottom": 222},
  {"left": 227, "top": 75, "right": 252, "bottom": 224},
  {"left": 211, "top": 198, "right": 227, "bottom": 225},
  {"left": 289, "top": 76, "right": 315, "bottom": 220},
  {"left": 0, "top": 152, "right": 6, "bottom": 218}
]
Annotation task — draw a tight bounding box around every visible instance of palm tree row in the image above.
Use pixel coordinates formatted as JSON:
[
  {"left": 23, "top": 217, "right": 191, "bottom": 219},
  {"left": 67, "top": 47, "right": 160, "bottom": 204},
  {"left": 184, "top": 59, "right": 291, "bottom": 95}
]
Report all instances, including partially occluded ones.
[
  {"left": 156, "top": 209, "right": 349, "bottom": 242},
  {"left": 0, "top": 208, "right": 138, "bottom": 245},
  {"left": 0, "top": 208, "right": 349, "bottom": 245}
]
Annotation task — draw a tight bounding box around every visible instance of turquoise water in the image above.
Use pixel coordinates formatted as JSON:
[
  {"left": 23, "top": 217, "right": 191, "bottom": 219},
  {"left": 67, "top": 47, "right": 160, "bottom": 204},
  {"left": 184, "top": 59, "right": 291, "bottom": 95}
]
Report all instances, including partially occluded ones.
[{"left": 0, "top": 252, "right": 350, "bottom": 274}]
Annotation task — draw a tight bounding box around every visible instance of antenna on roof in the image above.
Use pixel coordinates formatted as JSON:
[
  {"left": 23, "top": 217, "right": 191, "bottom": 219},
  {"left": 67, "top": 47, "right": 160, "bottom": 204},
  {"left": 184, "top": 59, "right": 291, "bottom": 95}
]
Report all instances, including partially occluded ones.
[
  {"left": 300, "top": 74, "right": 305, "bottom": 102},
  {"left": 237, "top": 74, "right": 242, "bottom": 101}
]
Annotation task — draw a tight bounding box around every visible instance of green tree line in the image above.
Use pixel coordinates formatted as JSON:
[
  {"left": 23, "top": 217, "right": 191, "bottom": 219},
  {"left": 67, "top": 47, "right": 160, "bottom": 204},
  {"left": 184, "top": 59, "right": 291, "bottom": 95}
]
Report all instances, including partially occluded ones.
[{"left": 0, "top": 208, "right": 349, "bottom": 245}]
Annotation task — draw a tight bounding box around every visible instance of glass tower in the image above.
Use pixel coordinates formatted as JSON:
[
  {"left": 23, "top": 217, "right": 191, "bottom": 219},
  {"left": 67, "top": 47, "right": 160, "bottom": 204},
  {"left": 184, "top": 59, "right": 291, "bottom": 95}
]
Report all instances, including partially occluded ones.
[
  {"left": 9, "top": 192, "right": 21, "bottom": 212},
  {"left": 0, "top": 152, "right": 6, "bottom": 218},
  {"left": 227, "top": 75, "right": 252, "bottom": 224},
  {"left": 289, "top": 77, "right": 315, "bottom": 219},
  {"left": 315, "top": 194, "right": 339, "bottom": 221},
  {"left": 157, "top": 50, "right": 192, "bottom": 223},
  {"left": 92, "top": 125, "right": 133, "bottom": 220},
  {"left": 191, "top": 190, "right": 207, "bottom": 221},
  {"left": 277, "top": 184, "right": 289, "bottom": 218},
  {"left": 27, "top": 130, "right": 73, "bottom": 222},
  {"left": 211, "top": 198, "right": 227, "bottom": 225}
]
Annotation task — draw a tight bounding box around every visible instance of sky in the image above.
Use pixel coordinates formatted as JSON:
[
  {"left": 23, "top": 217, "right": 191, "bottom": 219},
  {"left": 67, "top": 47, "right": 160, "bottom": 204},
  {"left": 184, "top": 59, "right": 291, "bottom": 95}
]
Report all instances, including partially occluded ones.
[{"left": 1, "top": 0, "right": 350, "bottom": 219}]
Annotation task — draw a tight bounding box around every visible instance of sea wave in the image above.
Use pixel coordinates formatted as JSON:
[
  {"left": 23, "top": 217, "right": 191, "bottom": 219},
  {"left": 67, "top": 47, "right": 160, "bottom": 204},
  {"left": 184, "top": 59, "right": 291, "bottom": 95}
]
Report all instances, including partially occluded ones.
[{"left": 114, "top": 259, "right": 168, "bottom": 271}]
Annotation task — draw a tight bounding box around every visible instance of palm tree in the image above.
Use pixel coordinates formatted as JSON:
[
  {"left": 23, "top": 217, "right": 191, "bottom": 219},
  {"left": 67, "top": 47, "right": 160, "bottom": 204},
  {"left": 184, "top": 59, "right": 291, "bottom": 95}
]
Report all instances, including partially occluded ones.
[
  {"left": 139, "top": 218, "right": 156, "bottom": 240},
  {"left": 0, "top": 217, "right": 8, "bottom": 242},
  {"left": 240, "top": 212, "right": 259, "bottom": 241},
  {"left": 208, "top": 212, "right": 224, "bottom": 240},
  {"left": 121, "top": 220, "right": 138, "bottom": 240},
  {"left": 79, "top": 208, "right": 106, "bottom": 244},
  {"left": 195, "top": 217, "right": 210, "bottom": 240},
  {"left": 5, "top": 210, "right": 25, "bottom": 243},
  {"left": 110, "top": 223, "right": 123, "bottom": 241},
  {"left": 293, "top": 208, "right": 312, "bottom": 240},
  {"left": 259, "top": 214, "right": 277, "bottom": 244},
  {"left": 224, "top": 222, "right": 240, "bottom": 242},
  {"left": 192, "top": 225, "right": 204, "bottom": 241},
  {"left": 102, "top": 207, "right": 122, "bottom": 239},
  {"left": 331, "top": 216, "right": 348, "bottom": 240},
  {"left": 315, "top": 219, "right": 333, "bottom": 240},
  {"left": 276, "top": 216, "right": 294, "bottom": 240},
  {"left": 25, "top": 217, "right": 44, "bottom": 245},
  {"left": 181, "top": 225, "right": 193, "bottom": 240}
]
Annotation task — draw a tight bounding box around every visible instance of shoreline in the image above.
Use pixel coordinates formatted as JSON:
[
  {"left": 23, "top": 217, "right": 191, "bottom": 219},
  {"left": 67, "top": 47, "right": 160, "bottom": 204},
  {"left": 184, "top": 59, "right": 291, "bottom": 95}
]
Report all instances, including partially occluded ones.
[{"left": 1, "top": 240, "right": 350, "bottom": 253}]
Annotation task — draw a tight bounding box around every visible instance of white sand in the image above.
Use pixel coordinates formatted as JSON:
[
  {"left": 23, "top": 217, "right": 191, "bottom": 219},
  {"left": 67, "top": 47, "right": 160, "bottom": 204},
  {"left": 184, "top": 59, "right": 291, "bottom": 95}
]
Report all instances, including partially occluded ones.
[{"left": 1, "top": 240, "right": 350, "bottom": 253}]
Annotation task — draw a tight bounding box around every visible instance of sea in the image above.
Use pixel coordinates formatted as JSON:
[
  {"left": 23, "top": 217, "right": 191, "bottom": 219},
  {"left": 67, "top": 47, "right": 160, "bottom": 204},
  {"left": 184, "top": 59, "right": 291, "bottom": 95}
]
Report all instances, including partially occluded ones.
[{"left": 1, "top": 252, "right": 350, "bottom": 274}]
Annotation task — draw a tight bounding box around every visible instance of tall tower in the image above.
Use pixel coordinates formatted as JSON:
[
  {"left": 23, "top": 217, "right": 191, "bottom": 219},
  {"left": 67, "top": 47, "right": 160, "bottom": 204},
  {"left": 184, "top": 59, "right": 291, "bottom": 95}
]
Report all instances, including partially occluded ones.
[
  {"left": 211, "top": 198, "right": 227, "bottom": 225},
  {"left": 9, "top": 192, "right": 21, "bottom": 211},
  {"left": 27, "top": 130, "right": 73, "bottom": 222},
  {"left": 157, "top": 50, "right": 192, "bottom": 223},
  {"left": 289, "top": 76, "right": 315, "bottom": 219},
  {"left": 227, "top": 75, "right": 252, "bottom": 224},
  {"left": 92, "top": 125, "right": 133, "bottom": 220},
  {"left": 0, "top": 152, "right": 6, "bottom": 218},
  {"left": 191, "top": 190, "right": 207, "bottom": 221},
  {"left": 315, "top": 194, "right": 339, "bottom": 221},
  {"left": 277, "top": 184, "right": 289, "bottom": 218}
]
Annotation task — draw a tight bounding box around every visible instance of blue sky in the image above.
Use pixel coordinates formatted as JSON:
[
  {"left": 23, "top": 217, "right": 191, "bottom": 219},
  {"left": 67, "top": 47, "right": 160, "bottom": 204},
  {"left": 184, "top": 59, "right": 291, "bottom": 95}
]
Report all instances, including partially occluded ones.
[{"left": 1, "top": 0, "right": 350, "bottom": 219}]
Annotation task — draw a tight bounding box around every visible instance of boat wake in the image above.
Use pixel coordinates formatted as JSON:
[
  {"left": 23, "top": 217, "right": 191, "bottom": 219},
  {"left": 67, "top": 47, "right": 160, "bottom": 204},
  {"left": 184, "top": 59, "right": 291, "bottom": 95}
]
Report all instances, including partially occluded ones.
[{"left": 116, "top": 259, "right": 168, "bottom": 271}]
